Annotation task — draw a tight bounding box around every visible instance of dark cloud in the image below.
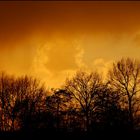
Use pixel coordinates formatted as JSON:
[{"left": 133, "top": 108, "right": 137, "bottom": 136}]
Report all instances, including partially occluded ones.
[{"left": 1, "top": 1, "right": 140, "bottom": 50}]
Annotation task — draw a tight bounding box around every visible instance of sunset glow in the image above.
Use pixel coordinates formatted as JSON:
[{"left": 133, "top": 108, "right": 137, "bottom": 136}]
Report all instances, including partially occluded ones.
[{"left": 1, "top": 1, "right": 140, "bottom": 88}]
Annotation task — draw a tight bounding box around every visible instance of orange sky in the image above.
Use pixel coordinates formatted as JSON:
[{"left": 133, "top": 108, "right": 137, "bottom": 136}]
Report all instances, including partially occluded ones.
[{"left": 1, "top": 1, "right": 140, "bottom": 88}]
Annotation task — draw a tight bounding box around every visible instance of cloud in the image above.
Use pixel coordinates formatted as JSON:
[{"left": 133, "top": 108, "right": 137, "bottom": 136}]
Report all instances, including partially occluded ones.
[
  {"left": 30, "top": 38, "right": 85, "bottom": 88},
  {"left": 92, "top": 58, "right": 113, "bottom": 79},
  {"left": 44, "top": 39, "right": 80, "bottom": 72},
  {"left": 93, "top": 58, "right": 105, "bottom": 66},
  {"left": 133, "top": 32, "right": 140, "bottom": 47},
  {"left": 1, "top": 1, "right": 140, "bottom": 50},
  {"left": 75, "top": 42, "right": 86, "bottom": 68},
  {"left": 1, "top": 1, "right": 140, "bottom": 88}
]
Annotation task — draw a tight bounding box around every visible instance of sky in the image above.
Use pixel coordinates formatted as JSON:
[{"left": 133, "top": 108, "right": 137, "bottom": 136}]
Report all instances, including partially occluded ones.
[{"left": 1, "top": 1, "right": 140, "bottom": 88}]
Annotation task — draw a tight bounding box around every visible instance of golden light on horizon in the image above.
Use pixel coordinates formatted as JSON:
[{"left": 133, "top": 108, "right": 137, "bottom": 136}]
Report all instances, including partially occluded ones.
[{"left": 1, "top": 1, "right": 140, "bottom": 88}]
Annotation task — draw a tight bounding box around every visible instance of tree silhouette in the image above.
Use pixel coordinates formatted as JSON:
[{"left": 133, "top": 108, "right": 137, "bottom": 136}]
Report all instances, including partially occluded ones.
[
  {"left": 94, "top": 84, "right": 129, "bottom": 131},
  {"left": 0, "top": 57, "right": 140, "bottom": 139},
  {"left": 108, "top": 58, "right": 140, "bottom": 129},
  {"left": 0, "top": 73, "right": 46, "bottom": 132},
  {"left": 64, "top": 71, "right": 102, "bottom": 132},
  {"left": 14, "top": 76, "right": 46, "bottom": 131},
  {"left": 46, "top": 88, "right": 71, "bottom": 131},
  {"left": 0, "top": 72, "right": 16, "bottom": 131}
]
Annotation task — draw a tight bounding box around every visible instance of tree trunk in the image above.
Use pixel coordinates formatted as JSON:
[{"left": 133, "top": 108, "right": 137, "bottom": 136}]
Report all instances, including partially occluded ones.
[
  {"left": 85, "top": 111, "right": 89, "bottom": 132},
  {"left": 128, "top": 98, "right": 134, "bottom": 129},
  {"left": 56, "top": 102, "right": 60, "bottom": 131}
]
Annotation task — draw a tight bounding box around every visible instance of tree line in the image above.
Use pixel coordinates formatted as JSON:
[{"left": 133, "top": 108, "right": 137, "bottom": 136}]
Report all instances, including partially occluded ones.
[{"left": 0, "top": 58, "right": 140, "bottom": 137}]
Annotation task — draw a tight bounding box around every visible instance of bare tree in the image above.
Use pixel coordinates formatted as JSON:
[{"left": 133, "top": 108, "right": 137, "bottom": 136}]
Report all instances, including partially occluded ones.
[
  {"left": 94, "top": 84, "right": 129, "bottom": 131},
  {"left": 14, "top": 76, "right": 46, "bottom": 131},
  {"left": 46, "top": 88, "right": 71, "bottom": 130},
  {"left": 0, "top": 73, "right": 46, "bottom": 131},
  {"left": 64, "top": 71, "right": 102, "bottom": 132},
  {"left": 0, "top": 72, "right": 16, "bottom": 131},
  {"left": 108, "top": 58, "right": 140, "bottom": 129}
]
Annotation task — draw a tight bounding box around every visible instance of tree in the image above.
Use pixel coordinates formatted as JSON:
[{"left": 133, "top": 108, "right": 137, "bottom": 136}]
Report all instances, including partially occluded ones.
[
  {"left": 0, "top": 72, "right": 12, "bottom": 131},
  {"left": 94, "top": 84, "right": 129, "bottom": 131},
  {"left": 0, "top": 73, "right": 46, "bottom": 131},
  {"left": 108, "top": 58, "right": 140, "bottom": 129},
  {"left": 14, "top": 76, "right": 46, "bottom": 131},
  {"left": 46, "top": 88, "right": 71, "bottom": 131},
  {"left": 64, "top": 71, "right": 102, "bottom": 132}
]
